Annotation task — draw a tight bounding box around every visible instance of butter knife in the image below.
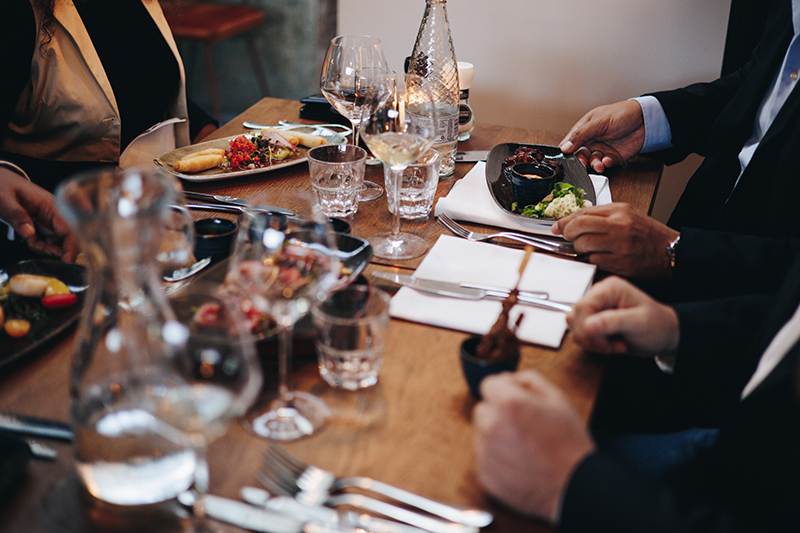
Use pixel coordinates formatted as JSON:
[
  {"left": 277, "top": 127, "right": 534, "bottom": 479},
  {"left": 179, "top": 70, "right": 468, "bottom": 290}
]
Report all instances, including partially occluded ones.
[
  {"left": 371, "top": 272, "right": 573, "bottom": 313},
  {"left": 183, "top": 191, "right": 295, "bottom": 216},
  {"left": 0, "top": 413, "right": 73, "bottom": 441},
  {"left": 454, "top": 151, "right": 489, "bottom": 163},
  {"left": 241, "top": 487, "right": 428, "bottom": 533}
]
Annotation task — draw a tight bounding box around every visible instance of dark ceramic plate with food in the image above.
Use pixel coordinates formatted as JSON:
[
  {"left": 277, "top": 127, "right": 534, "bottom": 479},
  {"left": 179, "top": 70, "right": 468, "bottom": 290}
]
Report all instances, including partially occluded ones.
[
  {"left": 485, "top": 143, "right": 595, "bottom": 226},
  {"left": 0, "top": 259, "right": 88, "bottom": 370}
]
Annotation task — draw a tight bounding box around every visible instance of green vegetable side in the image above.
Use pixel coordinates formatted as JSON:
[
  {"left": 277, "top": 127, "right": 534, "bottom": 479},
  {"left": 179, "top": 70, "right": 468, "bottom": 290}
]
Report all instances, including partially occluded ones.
[{"left": 512, "top": 182, "right": 589, "bottom": 219}]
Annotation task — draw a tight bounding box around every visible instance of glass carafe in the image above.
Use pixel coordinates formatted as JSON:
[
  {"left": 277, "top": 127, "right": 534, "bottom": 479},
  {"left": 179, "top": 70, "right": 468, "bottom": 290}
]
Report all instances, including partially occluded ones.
[{"left": 56, "top": 167, "right": 198, "bottom": 506}]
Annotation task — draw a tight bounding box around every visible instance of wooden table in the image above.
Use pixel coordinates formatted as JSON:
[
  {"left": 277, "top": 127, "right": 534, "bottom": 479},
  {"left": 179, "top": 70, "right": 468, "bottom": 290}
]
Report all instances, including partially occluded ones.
[{"left": 0, "top": 98, "right": 662, "bottom": 533}]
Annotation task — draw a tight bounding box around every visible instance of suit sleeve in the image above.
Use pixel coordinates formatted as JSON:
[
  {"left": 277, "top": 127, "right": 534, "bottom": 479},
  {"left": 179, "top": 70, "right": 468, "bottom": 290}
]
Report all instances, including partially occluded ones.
[{"left": 670, "top": 228, "right": 800, "bottom": 301}]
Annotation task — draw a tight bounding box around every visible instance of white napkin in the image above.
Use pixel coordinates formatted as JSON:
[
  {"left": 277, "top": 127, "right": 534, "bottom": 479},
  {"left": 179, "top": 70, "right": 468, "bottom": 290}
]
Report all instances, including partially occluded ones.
[
  {"left": 387, "top": 235, "right": 596, "bottom": 348},
  {"left": 434, "top": 162, "right": 612, "bottom": 236}
]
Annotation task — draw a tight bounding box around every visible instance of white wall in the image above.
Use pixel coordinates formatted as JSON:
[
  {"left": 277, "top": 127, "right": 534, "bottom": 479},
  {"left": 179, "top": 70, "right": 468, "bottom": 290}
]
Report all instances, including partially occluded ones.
[{"left": 338, "top": 0, "right": 732, "bottom": 221}]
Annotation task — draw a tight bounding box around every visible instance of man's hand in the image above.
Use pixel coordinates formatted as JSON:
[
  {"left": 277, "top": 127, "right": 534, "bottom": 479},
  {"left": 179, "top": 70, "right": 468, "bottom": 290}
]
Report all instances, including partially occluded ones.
[
  {"left": 0, "top": 169, "right": 78, "bottom": 262},
  {"left": 567, "top": 276, "right": 679, "bottom": 356},
  {"left": 474, "top": 371, "right": 594, "bottom": 523},
  {"left": 551, "top": 203, "right": 679, "bottom": 280},
  {"left": 559, "top": 100, "right": 645, "bottom": 173}
]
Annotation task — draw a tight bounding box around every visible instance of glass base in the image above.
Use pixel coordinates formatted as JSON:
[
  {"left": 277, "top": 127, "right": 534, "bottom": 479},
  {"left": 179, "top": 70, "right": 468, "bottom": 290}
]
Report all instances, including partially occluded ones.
[
  {"left": 368, "top": 232, "right": 428, "bottom": 260},
  {"left": 250, "top": 392, "right": 330, "bottom": 441},
  {"left": 358, "top": 181, "right": 384, "bottom": 202}
]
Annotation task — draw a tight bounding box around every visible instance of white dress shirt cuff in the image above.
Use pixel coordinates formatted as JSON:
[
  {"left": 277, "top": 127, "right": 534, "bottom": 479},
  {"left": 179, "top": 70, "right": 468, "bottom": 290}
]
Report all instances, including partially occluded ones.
[{"left": 630, "top": 96, "right": 673, "bottom": 153}]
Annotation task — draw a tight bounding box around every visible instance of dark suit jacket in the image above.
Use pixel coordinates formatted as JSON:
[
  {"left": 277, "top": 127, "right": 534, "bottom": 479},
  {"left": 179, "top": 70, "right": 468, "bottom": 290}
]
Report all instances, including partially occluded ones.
[
  {"left": 560, "top": 255, "right": 800, "bottom": 532},
  {"left": 649, "top": 0, "right": 799, "bottom": 237}
]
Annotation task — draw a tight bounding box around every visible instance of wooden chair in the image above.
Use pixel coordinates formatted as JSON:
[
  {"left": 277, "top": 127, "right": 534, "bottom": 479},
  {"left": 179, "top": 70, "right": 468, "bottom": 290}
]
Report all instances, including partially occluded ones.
[{"left": 161, "top": 0, "right": 271, "bottom": 121}]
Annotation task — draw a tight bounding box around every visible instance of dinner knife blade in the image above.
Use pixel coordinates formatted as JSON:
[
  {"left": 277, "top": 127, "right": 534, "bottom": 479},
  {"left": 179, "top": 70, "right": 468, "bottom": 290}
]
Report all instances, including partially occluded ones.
[
  {"left": 179, "top": 492, "right": 306, "bottom": 533},
  {"left": 0, "top": 413, "right": 73, "bottom": 441},
  {"left": 183, "top": 192, "right": 295, "bottom": 216},
  {"left": 454, "top": 151, "right": 489, "bottom": 162},
  {"left": 371, "top": 272, "right": 573, "bottom": 313}
]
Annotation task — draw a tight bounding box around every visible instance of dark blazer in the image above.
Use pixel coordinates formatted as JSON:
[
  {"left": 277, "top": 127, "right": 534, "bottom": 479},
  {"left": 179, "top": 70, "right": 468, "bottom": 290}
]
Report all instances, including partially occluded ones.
[
  {"left": 560, "top": 255, "right": 800, "bottom": 532},
  {"left": 650, "top": 0, "right": 799, "bottom": 237}
]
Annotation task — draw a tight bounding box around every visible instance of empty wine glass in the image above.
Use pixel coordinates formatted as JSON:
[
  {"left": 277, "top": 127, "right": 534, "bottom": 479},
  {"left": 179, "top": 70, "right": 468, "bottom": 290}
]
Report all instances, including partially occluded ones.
[
  {"left": 360, "top": 73, "right": 438, "bottom": 260},
  {"left": 230, "top": 191, "right": 341, "bottom": 440},
  {"left": 320, "top": 34, "right": 388, "bottom": 201}
]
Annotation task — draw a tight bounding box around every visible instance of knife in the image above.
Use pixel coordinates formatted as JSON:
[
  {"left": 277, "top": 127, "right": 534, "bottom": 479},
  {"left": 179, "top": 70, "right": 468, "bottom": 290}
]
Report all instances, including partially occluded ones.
[
  {"left": 454, "top": 151, "right": 489, "bottom": 163},
  {"left": 0, "top": 413, "right": 73, "bottom": 441},
  {"left": 183, "top": 191, "right": 296, "bottom": 216},
  {"left": 241, "top": 487, "right": 429, "bottom": 533},
  {"left": 178, "top": 491, "right": 358, "bottom": 533},
  {"left": 371, "top": 272, "right": 573, "bottom": 313}
]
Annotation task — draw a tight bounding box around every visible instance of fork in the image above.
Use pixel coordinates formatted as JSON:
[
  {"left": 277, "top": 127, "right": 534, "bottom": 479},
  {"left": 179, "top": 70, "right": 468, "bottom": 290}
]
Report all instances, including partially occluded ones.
[
  {"left": 437, "top": 214, "right": 578, "bottom": 257},
  {"left": 260, "top": 444, "right": 493, "bottom": 529}
]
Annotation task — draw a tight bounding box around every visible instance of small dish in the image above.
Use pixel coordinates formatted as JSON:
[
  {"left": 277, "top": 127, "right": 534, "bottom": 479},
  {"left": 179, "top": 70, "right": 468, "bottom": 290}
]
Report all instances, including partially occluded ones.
[
  {"left": 194, "top": 218, "right": 237, "bottom": 262},
  {"left": 328, "top": 217, "right": 351, "bottom": 234},
  {"left": 460, "top": 336, "right": 520, "bottom": 400},
  {"left": 506, "top": 162, "right": 557, "bottom": 208}
]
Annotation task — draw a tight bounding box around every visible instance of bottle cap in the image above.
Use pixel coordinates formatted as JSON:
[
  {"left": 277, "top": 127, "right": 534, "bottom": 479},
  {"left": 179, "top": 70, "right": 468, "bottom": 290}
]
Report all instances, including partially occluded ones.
[{"left": 457, "top": 62, "right": 474, "bottom": 90}]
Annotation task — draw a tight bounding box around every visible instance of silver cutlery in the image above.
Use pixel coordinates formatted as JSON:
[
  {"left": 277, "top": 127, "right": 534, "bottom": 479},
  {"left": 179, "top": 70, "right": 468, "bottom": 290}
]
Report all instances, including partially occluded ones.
[
  {"left": 24, "top": 439, "right": 58, "bottom": 460},
  {"left": 0, "top": 413, "right": 73, "bottom": 441},
  {"left": 242, "top": 121, "right": 353, "bottom": 137},
  {"left": 454, "top": 151, "right": 489, "bottom": 163},
  {"left": 260, "top": 444, "right": 491, "bottom": 529},
  {"left": 241, "top": 487, "right": 429, "bottom": 533},
  {"left": 438, "top": 213, "right": 578, "bottom": 257},
  {"left": 371, "top": 272, "right": 574, "bottom": 314},
  {"left": 184, "top": 190, "right": 249, "bottom": 206},
  {"left": 178, "top": 491, "right": 306, "bottom": 533},
  {"left": 162, "top": 257, "right": 211, "bottom": 283},
  {"left": 182, "top": 192, "right": 296, "bottom": 216}
]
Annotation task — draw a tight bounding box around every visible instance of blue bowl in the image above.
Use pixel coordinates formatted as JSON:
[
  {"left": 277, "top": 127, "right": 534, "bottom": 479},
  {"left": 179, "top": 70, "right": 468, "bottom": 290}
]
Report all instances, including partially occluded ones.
[
  {"left": 506, "top": 162, "right": 556, "bottom": 209},
  {"left": 460, "top": 336, "right": 520, "bottom": 400}
]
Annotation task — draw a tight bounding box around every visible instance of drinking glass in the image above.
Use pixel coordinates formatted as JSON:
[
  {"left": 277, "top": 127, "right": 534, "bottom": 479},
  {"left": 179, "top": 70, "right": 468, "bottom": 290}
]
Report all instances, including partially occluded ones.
[
  {"left": 230, "top": 191, "right": 341, "bottom": 440},
  {"left": 320, "top": 35, "right": 388, "bottom": 201},
  {"left": 360, "top": 73, "right": 439, "bottom": 260}
]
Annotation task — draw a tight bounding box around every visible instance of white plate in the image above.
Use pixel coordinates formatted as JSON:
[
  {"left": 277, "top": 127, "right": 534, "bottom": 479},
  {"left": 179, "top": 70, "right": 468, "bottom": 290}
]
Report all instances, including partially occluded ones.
[{"left": 154, "top": 126, "right": 347, "bottom": 183}]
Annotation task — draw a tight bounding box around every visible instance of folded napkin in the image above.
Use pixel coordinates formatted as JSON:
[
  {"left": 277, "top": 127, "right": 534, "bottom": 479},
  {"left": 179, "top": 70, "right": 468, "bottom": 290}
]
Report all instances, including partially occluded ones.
[
  {"left": 434, "top": 162, "right": 612, "bottom": 236},
  {"left": 387, "top": 235, "right": 596, "bottom": 348}
]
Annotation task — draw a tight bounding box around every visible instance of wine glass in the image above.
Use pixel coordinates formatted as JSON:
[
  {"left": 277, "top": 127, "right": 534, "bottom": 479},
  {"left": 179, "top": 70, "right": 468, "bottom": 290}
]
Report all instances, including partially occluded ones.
[
  {"left": 230, "top": 191, "right": 341, "bottom": 440},
  {"left": 360, "top": 73, "right": 438, "bottom": 260},
  {"left": 320, "top": 35, "right": 388, "bottom": 201}
]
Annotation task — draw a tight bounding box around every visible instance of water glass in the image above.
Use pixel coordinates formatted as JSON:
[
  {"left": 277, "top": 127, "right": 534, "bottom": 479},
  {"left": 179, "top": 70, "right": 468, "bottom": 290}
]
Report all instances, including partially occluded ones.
[
  {"left": 385, "top": 149, "right": 442, "bottom": 219},
  {"left": 312, "top": 284, "right": 390, "bottom": 390},
  {"left": 308, "top": 144, "right": 367, "bottom": 217}
]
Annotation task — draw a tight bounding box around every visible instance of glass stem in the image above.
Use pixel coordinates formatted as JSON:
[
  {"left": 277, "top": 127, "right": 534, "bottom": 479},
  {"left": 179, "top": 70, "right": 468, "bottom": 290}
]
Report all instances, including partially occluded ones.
[
  {"left": 351, "top": 120, "right": 361, "bottom": 148},
  {"left": 390, "top": 166, "right": 404, "bottom": 238},
  {"left": 277, "top": 322, "right": 293, "bottom": 402}
]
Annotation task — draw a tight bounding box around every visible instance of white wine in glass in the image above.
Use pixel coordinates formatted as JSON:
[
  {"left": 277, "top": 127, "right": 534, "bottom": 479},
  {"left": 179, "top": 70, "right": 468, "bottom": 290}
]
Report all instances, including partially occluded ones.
[
  {"left": 361, "top": 73, "right": 438, "bottom": 260},
  {"left": 320, "top": 35, "right": 388, "bottom": 201}
]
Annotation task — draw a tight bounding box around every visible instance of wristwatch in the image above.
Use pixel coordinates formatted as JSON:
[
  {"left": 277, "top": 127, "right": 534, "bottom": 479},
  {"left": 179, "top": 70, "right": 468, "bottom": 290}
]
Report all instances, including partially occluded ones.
[{"left": 666, "top": 235, "right": 680, "bottom": 269}]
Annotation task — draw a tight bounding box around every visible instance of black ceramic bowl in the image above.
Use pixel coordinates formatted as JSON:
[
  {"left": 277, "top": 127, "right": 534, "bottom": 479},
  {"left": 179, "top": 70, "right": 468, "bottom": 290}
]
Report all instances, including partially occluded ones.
[
  {"left": 460, "top": 336, "right": 520, "bottom": 400},
  {"left": 506, "top": 162, "right": 556, "bottom": 209},
  {"left": 328, "top": 217, "right": 351, "bottom": 234},
  {"left": 194, "top": 218, "right": 237, "bottom": 262}
]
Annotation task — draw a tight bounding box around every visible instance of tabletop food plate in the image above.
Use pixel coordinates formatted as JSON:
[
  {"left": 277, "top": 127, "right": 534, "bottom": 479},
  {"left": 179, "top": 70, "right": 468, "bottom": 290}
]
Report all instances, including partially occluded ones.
[
  {"left": 155, "top": 126, "right": 348, "bottom": 183},
  {"left": 0, "top": 259, "right": 87, "bottom": 370},
  {"left": 485, "top": 143, "right": 595, "bottom": 227}
]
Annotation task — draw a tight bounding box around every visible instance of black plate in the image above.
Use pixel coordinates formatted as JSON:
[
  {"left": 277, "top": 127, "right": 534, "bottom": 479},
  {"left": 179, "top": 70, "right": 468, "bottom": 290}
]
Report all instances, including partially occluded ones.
[
  {"left": 0, "top": 260, "right": 88, "bottom": 370},
  {"left": 485, "top": 143, "right": 595, "bottom": 226}
]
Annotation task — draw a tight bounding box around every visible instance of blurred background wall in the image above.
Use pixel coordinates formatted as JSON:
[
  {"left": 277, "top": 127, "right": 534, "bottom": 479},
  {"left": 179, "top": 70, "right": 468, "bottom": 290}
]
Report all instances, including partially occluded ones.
[{"left": 181, "top": 0, "right": 734, "bottom": 222}]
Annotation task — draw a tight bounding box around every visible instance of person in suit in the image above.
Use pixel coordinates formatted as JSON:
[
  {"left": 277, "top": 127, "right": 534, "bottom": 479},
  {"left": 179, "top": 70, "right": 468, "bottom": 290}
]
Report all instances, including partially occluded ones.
[
  {"left": 553, "top": 0, "right": 800, "bottom": 284},
  {"left": 474, "top": 269, "right": 800, "bottom": 531}
]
